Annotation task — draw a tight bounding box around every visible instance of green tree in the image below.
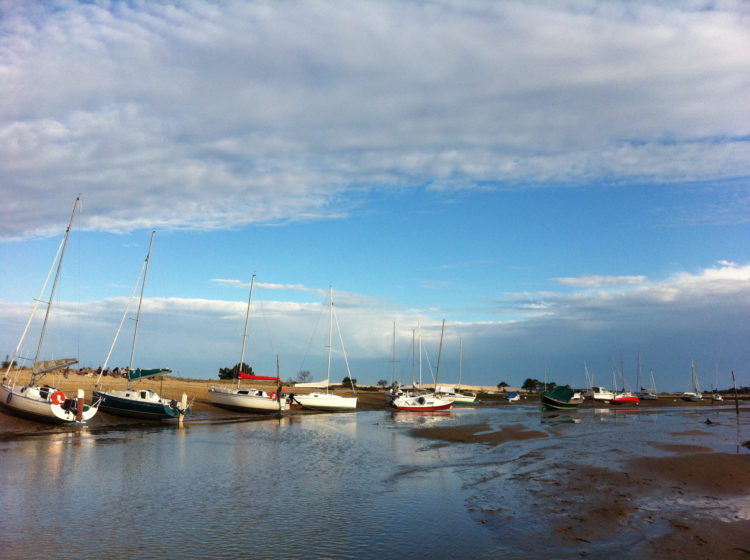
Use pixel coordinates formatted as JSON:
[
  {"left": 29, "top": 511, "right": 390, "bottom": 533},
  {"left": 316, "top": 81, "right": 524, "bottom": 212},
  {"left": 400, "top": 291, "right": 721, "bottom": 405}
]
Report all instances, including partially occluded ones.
[
  {"left": 342, "top": 376, "right": 357, "bottom": 389},
  {"left": 218, "top": 362, "right": 253, "bottom": 380},
  {"left": 297, "top": 370, "right": 312, "bottom": 383},
  {"left": 377, "top": 379, "right": 389, "bottom": 388},
  {"left": 522, "top": 378, "right": 543, "bottom": 391},
  {"left": 497, "top": 381, "right": 509, "bottom": 389}
]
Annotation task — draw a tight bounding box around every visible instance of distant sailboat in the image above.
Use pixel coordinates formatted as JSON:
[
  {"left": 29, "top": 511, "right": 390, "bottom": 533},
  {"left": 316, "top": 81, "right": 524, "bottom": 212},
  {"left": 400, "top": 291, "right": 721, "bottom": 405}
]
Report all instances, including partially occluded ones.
[
  {"left": 295, "top": 287, "right": 358, "bottom": 411},
  {"left": 0, "top": 198, "right": 101, "bottom": 424},
  {"left": 435, "top": 338, "right": 476, "bottom": 405},
  {"left": 391, "top": 320, "right": 453, "bottom": 412},
  {"left": 208, "top": 274, "right": 290, "bottom": 414},
  {"left": 94, "top": 232, "right": 190, "bottom": 420},
  {"left": 636, "top": 353, "right": 658, "bottom": 400},
  {"left": 681, "top": 361, "right": 702, "bottom": 402}
]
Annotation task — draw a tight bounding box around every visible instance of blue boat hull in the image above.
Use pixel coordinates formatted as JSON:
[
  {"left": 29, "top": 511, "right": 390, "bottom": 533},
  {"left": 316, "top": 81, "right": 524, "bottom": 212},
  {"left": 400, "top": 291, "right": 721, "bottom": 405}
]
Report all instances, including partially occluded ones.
[{"left": 94, "top": 390, "right": 188, "bottom": 420}]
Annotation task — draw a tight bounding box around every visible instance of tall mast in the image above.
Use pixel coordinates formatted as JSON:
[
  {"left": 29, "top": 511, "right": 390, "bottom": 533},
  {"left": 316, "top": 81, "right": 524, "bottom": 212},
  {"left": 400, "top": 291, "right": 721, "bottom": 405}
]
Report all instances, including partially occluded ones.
[
  {"left": 411, "top": 328, "right": 415, "bottom": 387},
  {"left": 435, "top": 319, "right": 445, "bottom": 389},
  {"left": 458, "top": 338, "right": 463, "bottom": 390},
  {"left": 127, "top": 231, "right": 155, "bottom": 389},
  {"left": 326, "top": 286, "right": 333, "bottom": 394},
  {"left": 238, "top": 274, "right": 255, "bottom": 388},
  {"left": 392, "top": 320, "right": 396, "bottom": 383},
  {"left": 31, "top": 197, "right": 79, "bottom": 387}
]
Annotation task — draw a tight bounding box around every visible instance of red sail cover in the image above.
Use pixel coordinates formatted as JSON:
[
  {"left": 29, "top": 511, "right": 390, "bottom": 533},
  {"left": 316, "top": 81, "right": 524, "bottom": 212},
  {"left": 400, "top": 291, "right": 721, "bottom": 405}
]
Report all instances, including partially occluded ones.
[{"left": 238, "top": 372, "right": 281, "bottom": 381}]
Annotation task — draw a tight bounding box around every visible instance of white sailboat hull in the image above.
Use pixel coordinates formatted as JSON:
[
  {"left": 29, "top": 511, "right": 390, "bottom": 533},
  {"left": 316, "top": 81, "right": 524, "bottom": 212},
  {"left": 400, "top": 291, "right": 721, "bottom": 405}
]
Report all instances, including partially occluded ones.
[
  {"left": 0, "top": 383, "right": 99, "bottom": 424},
  {"left": 436, "top": 392, "right": 476, "bottom": 405},
  {"left": 295, "top": 392, "right": 357, "bottom": 411},
  {"left": 208, "top": 386, "right": 289, "bottom": 412},
  {"left": 391, "top": 393, "right": 453, "bottom": 411}
]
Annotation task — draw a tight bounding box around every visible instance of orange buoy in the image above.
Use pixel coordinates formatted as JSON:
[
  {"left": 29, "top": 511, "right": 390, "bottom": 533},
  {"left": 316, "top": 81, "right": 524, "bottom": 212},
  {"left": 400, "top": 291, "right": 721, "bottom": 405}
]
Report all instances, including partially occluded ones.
[{"left": 51, "top": 390, "right": 66, "bottom": 405}]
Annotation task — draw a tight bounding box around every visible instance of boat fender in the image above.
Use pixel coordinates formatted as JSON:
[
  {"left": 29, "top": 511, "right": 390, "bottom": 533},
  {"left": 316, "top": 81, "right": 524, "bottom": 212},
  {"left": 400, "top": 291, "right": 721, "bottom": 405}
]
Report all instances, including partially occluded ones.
[
  {"left": 269, "top": 392, "right": 278, "bottom": 401},
  {"left": 6, "top": 393, "right": 11, "bottom": 403},
  {"left": 51, "top": 390, "right": 66, "bottom": 405},
  {"left": 170, "top": 399, "right": 178, "bottom": 409}
]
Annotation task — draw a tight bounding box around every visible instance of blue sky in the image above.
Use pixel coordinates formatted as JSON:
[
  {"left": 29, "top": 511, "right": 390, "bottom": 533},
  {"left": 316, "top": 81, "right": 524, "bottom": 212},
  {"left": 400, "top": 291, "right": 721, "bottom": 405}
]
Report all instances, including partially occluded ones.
[{"left": 2, "top": 1, "right": 749, "bottom": 392}]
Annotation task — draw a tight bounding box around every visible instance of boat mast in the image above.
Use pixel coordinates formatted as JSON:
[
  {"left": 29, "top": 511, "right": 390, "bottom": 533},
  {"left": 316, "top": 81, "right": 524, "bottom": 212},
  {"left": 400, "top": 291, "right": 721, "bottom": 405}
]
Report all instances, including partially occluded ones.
[
  {"left": 127, "top": 231, "right": 155, "bottom": 390},
  {"left": 637, "top": 351, "right": 642, "bottom": 391},
  {"left": 435, "top": 319, "right": 445, "bottom": 389},
  {"left": 237, "top": 274, "right": 255, "bottom": 389},
  {"left": 392, "top": 320, "right": 396, "bottom": 384},
  {"left": 418, "top": 322, "right": 422, "bottom": 387},
  {"left": 411, "top": 328, "right": 415, "bottom": 387},
  {"left": 458, "top": 338, "right": 463, "bottom": 391},
  {"left": 30, "top": 197, "right": 79, "bottom": 387},
  {"left": 326, "top": 286, "right": 333, "bottom": 395}
]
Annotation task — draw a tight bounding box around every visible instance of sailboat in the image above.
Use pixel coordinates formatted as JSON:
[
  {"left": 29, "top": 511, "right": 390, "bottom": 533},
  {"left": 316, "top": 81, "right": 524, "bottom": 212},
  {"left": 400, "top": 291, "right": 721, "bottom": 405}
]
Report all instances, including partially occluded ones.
[
  {"left": 391, "top": 320, "right": 453, "bottom": 412},
  {"left": 610, "top": 357, "right": 639, "bottom": 405},
  {"left": 435, "top": 338, "right": 476, "bottom": 405},
  {"left": 681, "top": 361, "right": 703, "bottom": 402},
  {"left": 294, "top": 287, "right": 357, "bottom": 411},
  {"left": 638, "top": 369, "right": 658, "bottom": 400},
  {"left": 93, "top": 232, "right": 190, "bottom": 420},
  {"left": 208, "top": 274, "right": 290, "bottom": 413},
  {"left": 0, "top": 198, "right": 101, "bottom": 424}
]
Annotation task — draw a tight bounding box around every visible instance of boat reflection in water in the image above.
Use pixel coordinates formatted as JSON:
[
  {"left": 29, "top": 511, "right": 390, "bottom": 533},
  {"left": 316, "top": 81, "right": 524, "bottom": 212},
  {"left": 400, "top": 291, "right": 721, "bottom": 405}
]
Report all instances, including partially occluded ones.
[{"left": 1, "top": 404, "right": 745, "bottom": 559}]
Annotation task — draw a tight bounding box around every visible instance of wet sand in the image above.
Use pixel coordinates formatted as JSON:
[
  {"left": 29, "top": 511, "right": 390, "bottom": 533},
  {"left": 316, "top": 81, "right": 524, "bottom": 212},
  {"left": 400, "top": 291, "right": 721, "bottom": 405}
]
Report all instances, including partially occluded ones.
[
  {"left": 3, "top": 371, "right": 749, "bottom": 557},
  {"left": 405, "top": 419, "right": 750, "bottom": 559}
]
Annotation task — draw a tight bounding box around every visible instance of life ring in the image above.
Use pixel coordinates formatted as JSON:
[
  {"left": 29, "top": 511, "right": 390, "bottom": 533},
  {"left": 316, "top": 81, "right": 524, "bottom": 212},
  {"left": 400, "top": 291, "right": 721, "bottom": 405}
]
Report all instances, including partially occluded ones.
[
  {"left": 269, "top": 392, "right": 278, "bottom": 401},
  {"left": 51, "top": 390, "right": 66, "bottom": 405}
]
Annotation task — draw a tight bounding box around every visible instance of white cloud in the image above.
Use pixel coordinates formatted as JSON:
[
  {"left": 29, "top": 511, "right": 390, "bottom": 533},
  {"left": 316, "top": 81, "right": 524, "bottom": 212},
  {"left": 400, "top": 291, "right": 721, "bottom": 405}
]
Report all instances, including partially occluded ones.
[
  {"left": 3, "top": 261, "right": 749, "bottom": 389},
  {"left": 1, "top": 1, "right": 749, "bottom": 239},
  {"left": 554, "top": 275, "right": 648, "bottom": 288}
]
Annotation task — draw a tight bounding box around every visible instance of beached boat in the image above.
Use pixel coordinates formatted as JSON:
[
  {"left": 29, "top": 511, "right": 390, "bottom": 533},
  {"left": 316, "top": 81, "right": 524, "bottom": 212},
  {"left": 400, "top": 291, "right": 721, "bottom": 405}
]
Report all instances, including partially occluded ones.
[
  {"left": 540, "top": 386, "right": 580, "bottom": 411},
  {"left": 208, "top": 275, "right": 290, "bottom": 414},
  {"left": 435, "top": 339, "right": 476, "bottom": 405},
  {"left": 611, "top": 392, "right": 639, "bottom": 405},
  {"left": 295, "top": 287, "right": 357, "bottom": 412},
  {"left": 94, "top": 232, "right": 190, "bottom": 420},
  {"left": 610, "top": 359, "right": 639, "bottom": 405},
  {"left": 391, "top": 393, "right": 453, "bottom": 411},
  {"left": 588, "top": 385, "right": 615, "bottom": 403},
  {"left": 637, "top": 369, "right": 659, "bottom": 400},
  {"left": 505, "top": 391, "right": 521, "bottom": 402},
  {"left": 0, "top": 198, "right": 100, "bottom": 424},
  {"left": 391, "top": 320, "right": 453, "bottom": 412},
  {"left": 681, "top": 361, "right": 703, "bottom": 402}
]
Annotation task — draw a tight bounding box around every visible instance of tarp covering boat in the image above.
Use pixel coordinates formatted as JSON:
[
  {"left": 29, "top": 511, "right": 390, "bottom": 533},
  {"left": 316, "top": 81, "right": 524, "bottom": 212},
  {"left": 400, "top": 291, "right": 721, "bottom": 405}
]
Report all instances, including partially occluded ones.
[
  {"left": 238, "top": 372, "right": 281, "bottom": 382},
  {"left": 33, "top": 358, "right": 78, "bottom": 375},
  {"left": 128, "top": 368, "right": 171, "bottom": 381}
]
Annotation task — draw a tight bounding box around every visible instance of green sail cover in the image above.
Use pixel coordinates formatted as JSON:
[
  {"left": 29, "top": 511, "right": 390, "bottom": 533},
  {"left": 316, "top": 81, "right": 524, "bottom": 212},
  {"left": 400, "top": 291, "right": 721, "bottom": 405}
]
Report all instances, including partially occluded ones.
[{"left": 128, "top": 368, "right": 172, "bottom": 381}]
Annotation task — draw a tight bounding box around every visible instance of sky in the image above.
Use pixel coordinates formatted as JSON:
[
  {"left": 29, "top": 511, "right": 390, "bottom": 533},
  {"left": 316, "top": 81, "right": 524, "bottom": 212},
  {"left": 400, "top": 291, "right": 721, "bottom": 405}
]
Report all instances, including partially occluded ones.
[{"left": 2, "top": 0, "right": 749, "bottom": 393}]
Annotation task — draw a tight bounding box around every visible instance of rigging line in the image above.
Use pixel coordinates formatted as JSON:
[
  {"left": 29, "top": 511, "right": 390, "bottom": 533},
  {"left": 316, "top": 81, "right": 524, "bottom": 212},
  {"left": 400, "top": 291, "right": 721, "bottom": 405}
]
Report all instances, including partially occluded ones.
[
  {"left": 5, "top": 236, "right": 66, "bottom": 378},
  {"left": 332, "top": 302, "right": 356, "bottom": 395},
  {"left": 257, "top": 296, "right": 277, "bottom": 358},
  {"left": 297, "top": 295, "right": 325, "bottom": 374},
  {"left": 420, "top": 334, "right": 436, "bottom": 384},
  {"left": 97, "top": 257, "right": 146, "bottom": 386}
]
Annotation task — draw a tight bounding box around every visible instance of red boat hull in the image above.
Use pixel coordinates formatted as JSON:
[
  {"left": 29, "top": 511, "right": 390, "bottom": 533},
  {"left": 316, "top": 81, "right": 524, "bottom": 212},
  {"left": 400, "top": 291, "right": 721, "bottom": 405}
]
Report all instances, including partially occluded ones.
[{"left": 611, "top": 396, "right": 639, "bottom": 405}]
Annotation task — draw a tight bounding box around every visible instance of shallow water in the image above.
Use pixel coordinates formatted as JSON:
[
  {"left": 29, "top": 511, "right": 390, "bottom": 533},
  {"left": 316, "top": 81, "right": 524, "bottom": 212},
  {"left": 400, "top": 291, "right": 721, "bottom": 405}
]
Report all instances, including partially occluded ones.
[{"left": 0, "top": 405, "right": 748, "bottom": 559}]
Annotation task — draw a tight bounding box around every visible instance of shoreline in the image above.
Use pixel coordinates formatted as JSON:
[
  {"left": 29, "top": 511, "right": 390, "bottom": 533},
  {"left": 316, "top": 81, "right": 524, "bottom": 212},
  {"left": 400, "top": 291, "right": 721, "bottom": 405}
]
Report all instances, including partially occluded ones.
[
  {"left": 2, "top": 369, "right": 748, "bottom": 418},
  {"left": 2, "top": 370, "right": 749, "bottom": 557}
]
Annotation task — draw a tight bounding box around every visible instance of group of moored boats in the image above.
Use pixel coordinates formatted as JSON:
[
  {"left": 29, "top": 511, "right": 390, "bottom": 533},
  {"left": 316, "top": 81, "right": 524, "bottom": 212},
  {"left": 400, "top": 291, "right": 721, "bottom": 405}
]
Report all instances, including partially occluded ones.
[{"left": 0, "top": 201, "right": 475, "bottom": 425}]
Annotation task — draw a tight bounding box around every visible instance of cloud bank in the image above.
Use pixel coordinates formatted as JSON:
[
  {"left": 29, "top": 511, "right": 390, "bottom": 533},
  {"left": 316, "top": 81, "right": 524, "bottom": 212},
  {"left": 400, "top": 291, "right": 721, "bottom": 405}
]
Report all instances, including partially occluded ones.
[
  {"left": 2, "top": 0, "right": 749, "bottom": 239},
  {"left": 3, "top": 261, "right": 748, "bottom": 390}
]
